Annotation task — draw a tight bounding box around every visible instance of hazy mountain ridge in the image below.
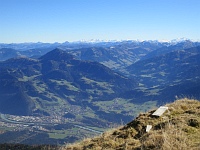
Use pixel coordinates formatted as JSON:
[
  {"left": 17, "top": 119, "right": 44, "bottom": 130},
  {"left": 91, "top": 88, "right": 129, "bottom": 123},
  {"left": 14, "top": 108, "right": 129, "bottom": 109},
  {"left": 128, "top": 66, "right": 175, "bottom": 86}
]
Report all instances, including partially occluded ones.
[
  {"left": 140, "top": 40, "right": 200, "bottom": 61},
  {"left": 0, "top": 40, "right": 170, "bottom": 78},
  {"left": 1, "top": 40, "right": 199, "bottom": 73},
  {"left": 126, "top": 46, "right": 200, "bottom": 103},
  {"left": 67, "top": 42, "right": 160, "bottom": 72},
  {"left": 127, "top": 46, "right": 200, "bottom": 85}
]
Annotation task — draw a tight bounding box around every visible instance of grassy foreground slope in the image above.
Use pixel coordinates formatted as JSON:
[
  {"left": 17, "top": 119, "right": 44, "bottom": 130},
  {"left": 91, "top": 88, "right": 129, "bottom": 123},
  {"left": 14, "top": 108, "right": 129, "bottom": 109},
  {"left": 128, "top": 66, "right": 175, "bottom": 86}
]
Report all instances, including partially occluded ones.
[{"left": 62, "top": 98, "right": 200, "bottom": 150}]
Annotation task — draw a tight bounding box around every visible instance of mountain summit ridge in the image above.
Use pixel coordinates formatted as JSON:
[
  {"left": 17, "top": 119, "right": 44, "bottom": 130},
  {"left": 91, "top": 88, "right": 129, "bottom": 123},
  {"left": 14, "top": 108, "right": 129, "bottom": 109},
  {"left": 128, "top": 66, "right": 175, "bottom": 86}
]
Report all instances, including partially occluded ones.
[{"left": 62, "top": 98, "right": 200, "bottom": 150}]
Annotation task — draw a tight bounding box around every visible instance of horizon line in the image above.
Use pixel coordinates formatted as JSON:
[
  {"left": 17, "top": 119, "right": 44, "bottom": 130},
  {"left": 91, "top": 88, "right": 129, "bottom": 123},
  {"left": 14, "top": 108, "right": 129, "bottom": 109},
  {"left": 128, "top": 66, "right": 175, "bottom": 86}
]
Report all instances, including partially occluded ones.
[{"left": 0, "top": 38, "right": 200, "bottom": 44}]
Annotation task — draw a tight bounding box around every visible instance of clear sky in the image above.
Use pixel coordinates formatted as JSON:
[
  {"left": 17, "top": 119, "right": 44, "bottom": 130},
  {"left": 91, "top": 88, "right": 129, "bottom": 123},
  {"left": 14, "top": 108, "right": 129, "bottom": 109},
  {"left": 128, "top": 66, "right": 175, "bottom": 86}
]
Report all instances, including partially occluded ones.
[{"left": 0, "top": 0, "right": 199, "bottom": 43}]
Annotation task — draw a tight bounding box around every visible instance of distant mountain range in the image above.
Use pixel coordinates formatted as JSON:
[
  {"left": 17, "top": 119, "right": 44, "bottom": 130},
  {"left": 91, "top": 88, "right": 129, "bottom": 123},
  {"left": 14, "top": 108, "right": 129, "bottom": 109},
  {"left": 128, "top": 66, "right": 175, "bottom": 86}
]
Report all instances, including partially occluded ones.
[
  {"left": 0, "top": 40, "right": 200, "bottom": 145},
  {"left": 0, "top": 40, "right": 200, "bottom": 115},
  {"left": 2, "top": 40, "right": 199, "bottom": 71}
]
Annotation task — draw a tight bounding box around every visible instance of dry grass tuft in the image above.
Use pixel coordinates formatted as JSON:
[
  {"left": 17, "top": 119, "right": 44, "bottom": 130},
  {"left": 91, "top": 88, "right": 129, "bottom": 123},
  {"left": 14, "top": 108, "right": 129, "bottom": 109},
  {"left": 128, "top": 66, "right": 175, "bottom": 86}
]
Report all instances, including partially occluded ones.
[{"left": 61, "top": 98, "right": 200, "bottom": 150}]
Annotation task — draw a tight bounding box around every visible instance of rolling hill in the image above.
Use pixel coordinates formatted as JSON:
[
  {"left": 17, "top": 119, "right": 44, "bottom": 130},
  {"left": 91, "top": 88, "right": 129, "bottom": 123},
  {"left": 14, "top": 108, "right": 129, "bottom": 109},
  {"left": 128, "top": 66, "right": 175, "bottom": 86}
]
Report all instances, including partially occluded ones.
[
  {"left": 0, "top": 48, "right": 136, "bottom": 121},
  {"left": 126, "top": 46, "right": 200, "bottom": 103}
]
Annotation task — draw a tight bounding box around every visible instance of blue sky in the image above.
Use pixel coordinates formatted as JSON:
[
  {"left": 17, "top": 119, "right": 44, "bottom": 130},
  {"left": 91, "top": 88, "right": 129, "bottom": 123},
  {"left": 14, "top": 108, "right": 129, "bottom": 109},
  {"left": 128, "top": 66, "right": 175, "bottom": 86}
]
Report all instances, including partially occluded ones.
[{"left": 0, "top": 0, "right": 199, "bottom": 43}]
